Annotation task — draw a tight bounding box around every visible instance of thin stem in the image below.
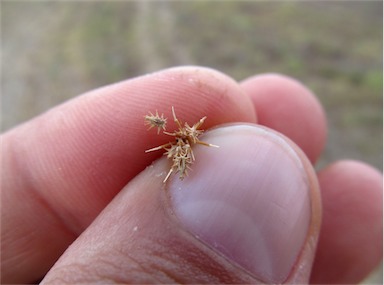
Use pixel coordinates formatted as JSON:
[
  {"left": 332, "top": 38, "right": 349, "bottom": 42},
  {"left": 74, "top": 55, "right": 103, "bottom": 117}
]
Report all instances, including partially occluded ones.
[{"left": 145, "top": 142, "right": 172, "bottom": 152}]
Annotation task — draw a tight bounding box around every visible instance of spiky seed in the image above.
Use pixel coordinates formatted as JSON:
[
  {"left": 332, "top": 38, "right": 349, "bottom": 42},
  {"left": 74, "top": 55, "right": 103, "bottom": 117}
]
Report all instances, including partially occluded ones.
[
  {"left": 145, "top": 107, "right": 218, "bottom": 183},
  {"left": 144, "top": 110, "right": 167, "bottom": 134}
]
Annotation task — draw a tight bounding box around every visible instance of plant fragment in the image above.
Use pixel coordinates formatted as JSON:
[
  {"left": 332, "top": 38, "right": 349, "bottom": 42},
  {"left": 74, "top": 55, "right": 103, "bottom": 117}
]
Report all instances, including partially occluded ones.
[
  {"left": 144, "top": 110, "right": 167, "bottom": 134},
  {"left": 145, "top": 106, "right": 218, "bottom": 183}
]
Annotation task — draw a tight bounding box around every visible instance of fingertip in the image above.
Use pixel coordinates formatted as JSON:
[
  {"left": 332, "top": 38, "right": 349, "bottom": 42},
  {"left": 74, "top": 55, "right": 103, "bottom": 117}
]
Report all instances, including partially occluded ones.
[
  {"left": 144, "top": 66, "right": 258, "bottom": 126},
  {"left": 319, "top": 159, "right": 382, "bottom": 185},
  {"left": 311, "top": 160, "right": 383, "bottom": 284},
  {"left": 240, "top": 73, "right": 327, "bottom": 164}
]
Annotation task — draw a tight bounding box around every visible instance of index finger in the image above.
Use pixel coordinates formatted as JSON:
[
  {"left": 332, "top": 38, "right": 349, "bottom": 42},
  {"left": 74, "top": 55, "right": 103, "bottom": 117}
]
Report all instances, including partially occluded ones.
[{"left": 1, "top": 66, "right": 256, "bottom": 283}]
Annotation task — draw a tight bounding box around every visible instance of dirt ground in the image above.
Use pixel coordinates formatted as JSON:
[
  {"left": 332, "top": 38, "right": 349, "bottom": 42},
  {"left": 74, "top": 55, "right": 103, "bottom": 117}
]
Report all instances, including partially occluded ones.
[{"left": 2, "top": 1, "right": 383, "bottom": 283}]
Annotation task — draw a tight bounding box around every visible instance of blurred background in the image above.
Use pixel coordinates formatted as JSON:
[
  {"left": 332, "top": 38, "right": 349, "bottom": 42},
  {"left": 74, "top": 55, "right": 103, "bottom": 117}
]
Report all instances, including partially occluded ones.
[{"left": 2, "top": 1, "right": 382, "bottom": 282}]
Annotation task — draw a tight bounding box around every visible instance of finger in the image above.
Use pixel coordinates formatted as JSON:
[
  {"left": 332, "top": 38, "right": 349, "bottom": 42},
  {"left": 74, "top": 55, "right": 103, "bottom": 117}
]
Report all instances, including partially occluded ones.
[
  {"left": 310, "top": 160, "right": 383, "bottom": 284},
  {"left": 240, "top": 74, "right": 327, "bottom": 164},
  {"left": 1, "top": 67, "right": 256, "bottom": 283},
  {"left": 41, "top": 125, "right": 321, "bottom": 284}
]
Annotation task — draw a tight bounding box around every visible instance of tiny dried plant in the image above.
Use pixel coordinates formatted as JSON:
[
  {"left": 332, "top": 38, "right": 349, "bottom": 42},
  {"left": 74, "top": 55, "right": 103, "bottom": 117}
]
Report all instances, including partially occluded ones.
[
  {"left": 145, "top": 106, "right": 218, "bottom": 183},
  {"left": 144, "top": 110, "right": 167, "bottom": 134}
]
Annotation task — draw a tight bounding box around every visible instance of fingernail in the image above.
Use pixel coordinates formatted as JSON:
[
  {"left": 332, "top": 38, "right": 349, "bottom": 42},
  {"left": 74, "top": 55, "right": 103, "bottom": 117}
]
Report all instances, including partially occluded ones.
[{"left": 168, "top": 125, "right": 311, "bottom": 283}]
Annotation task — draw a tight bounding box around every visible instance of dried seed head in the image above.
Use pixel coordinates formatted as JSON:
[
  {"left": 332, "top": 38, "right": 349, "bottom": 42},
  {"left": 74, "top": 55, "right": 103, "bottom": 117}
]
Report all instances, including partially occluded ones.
[
  {"left": 184, "top": 117, "right": 206, "bottom": 144},
  {"left": 144, "top": 110, "right": 167, "bottom": 134},
  {"left": 145, "top": 106, "right": 218, "bottom": 183},
  {"left": 164, "top": 138, "right": 194, "bottom": 181}
]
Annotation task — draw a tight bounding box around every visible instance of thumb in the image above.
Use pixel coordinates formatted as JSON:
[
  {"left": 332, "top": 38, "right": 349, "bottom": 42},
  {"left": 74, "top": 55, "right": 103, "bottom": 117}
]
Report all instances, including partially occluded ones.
[{"left": 41, "top": 125, "right": 321, "bottom": 284}]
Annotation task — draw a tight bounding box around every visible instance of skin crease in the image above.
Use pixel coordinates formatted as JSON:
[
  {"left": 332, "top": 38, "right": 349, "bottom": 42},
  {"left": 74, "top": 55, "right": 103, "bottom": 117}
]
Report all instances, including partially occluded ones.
[{"left": 1, "top": 67, "right": 382, "bottom": 284}]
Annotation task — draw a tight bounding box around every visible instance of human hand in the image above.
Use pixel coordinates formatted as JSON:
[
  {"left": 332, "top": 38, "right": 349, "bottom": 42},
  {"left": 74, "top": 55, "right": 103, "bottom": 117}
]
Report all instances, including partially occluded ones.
[{"left": 1, "top": 67, "right": 382, "bottom": 284}]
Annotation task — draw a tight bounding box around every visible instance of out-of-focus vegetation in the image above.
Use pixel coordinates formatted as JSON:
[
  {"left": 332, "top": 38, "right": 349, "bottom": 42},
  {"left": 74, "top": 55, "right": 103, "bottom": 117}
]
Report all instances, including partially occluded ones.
[
  {"left": 2, "top": 4, "right": 382, "bottom": 160},
  {"left": 1, "top": 1, "right": 382, "bottom": 283},
  {"left": 3, "top": 2, "right": 382, "bottom": 171}
]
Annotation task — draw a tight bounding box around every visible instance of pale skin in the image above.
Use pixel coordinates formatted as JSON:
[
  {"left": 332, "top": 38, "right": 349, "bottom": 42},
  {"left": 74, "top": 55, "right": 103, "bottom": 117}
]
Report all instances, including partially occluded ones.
[{"left": 1, "top": 67, "right": 382, "bottom": 284}]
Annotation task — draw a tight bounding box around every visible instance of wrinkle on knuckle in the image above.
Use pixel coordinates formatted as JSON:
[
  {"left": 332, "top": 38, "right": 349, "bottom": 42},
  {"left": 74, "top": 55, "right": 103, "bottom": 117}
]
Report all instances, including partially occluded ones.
[
  {"left": 104, "top": 245, "right": 178, "bottom": 283},
  {"left": 43, "top": 247, "right": 176, "bottom": 284},
  {"left": 43, "top": 260, "right": 130, "bottom": 284},
  {"left": 42, "top": 262, "right": 94, "bottom": 284}
]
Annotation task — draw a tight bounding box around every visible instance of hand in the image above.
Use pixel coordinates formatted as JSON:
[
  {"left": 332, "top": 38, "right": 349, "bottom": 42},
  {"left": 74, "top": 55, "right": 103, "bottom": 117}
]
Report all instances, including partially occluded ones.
[{"left": 1, "top": 67, "right": 382, "bottom": 284}]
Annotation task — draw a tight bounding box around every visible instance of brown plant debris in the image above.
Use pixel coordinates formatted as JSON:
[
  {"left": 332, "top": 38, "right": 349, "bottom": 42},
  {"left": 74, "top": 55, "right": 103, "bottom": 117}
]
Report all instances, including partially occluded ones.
[
  {"left": 144, "top": 110, "right": 167, "bottom": 134},
  {"left": 145, "top": 106, "right": 218, "bottom": 183}
]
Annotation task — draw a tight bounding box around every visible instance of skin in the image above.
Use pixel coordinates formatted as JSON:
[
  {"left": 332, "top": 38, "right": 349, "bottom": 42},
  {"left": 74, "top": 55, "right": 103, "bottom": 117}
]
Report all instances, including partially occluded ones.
[{"left": 1, "top": 67, "right": 382, "bottom": 284}]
